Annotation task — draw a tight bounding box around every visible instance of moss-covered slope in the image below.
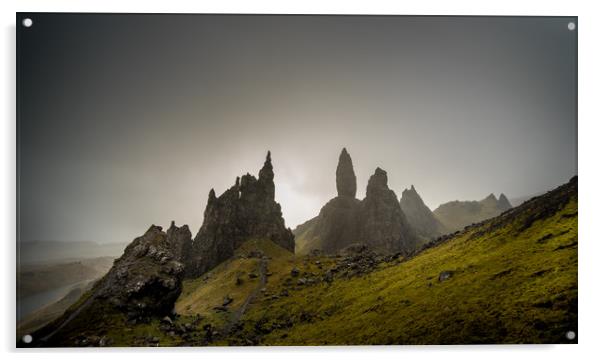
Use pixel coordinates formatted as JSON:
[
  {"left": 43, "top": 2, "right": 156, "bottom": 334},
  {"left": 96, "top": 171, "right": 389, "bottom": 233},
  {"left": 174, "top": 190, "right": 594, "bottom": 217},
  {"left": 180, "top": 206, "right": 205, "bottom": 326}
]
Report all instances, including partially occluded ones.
[
  {"left": 23, "top": 178, "right": 577, "bottom": 346},
  {"left": 229, "top": 177, "right": 577, "bottom": 345}
]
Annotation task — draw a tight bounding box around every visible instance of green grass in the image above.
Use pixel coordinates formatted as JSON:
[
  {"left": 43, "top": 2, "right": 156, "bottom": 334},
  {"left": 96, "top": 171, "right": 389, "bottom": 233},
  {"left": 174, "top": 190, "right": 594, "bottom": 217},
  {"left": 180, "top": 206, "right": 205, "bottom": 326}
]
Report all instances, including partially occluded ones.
[
  {"left": 30, "top": 184, "right": 577, "bottom": 346},
  {"left": 232, "top": 198, "right": 577, "bottom": 345}
]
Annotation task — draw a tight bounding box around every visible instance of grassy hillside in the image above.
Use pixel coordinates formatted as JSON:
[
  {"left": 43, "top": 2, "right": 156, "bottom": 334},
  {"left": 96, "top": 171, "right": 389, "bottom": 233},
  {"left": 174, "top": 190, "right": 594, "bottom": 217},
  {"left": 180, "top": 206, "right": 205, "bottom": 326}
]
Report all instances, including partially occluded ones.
[
  {"left": 175, "top": 239, "right": 295, "bottom": 331},
  {"left": 25, "top": 178, "right": 577, "bottom": 346},
  {"left": 226, "top": 178, "right": 577, "bottom": 345}
]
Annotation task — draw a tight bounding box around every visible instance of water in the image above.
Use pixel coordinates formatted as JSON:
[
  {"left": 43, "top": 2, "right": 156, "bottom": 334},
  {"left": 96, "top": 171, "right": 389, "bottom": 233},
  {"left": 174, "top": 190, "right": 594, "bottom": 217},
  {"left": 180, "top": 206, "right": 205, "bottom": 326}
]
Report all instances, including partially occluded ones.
[{"left": 17, "top": 280, "right": 90, "bottom": 321}]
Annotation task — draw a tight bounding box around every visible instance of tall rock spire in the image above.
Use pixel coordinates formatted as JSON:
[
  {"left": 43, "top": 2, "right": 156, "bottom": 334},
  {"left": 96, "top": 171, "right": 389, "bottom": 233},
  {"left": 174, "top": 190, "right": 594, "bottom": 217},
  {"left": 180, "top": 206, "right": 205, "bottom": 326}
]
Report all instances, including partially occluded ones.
[
  {"left": 294, "top": 151, "right": 419, "bottom": 255},
  {"left": 336, "top": 148, "right": 357, "bottom": 198},
  {"left": 258, "top": 150, "right": 275, "bottom": 199}
]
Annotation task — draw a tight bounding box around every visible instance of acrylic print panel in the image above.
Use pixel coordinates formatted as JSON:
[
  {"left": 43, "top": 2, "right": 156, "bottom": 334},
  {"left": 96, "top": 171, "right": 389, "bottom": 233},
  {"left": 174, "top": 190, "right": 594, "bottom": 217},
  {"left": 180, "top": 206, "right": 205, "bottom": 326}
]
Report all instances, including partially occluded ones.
[{"left": 16, "top": 13, "right": 577, "bottom": 347}]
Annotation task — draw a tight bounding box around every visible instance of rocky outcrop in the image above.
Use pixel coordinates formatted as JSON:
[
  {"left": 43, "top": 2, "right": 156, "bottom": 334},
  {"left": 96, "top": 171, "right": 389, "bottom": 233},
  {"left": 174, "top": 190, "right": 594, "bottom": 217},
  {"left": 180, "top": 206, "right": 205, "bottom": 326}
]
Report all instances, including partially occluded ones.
[
  {"left": 294, "top": 196, "right": 362, "bottom": 254},
  {"left": 433, "top": 192, "right": 514, "bottom": 233},
  {"left": 359, "top": 168, "right": 417, "bottom": 253},
  {"left": 498, "top": 193, "right": 512, "bottom": 211},
  {"left": 336, "top": 148, "right": 357, "bottom": 198},
  {"left": 185, "top": 152, "right": 294, "bottom": 278},
  {"left": 400, "top": 185, "right": 447, "bottom": 240},
  {"left": 95, "top": 223, "right": 191, "bottom": 318},
  {"left": 294, "top": 149, "right": 418, "bottom": 255}
]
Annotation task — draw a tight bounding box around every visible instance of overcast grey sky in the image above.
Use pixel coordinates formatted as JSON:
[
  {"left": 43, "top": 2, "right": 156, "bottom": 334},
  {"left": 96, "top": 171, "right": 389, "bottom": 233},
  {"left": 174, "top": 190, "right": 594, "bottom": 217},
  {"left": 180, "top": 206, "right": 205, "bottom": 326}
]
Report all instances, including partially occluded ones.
[{"left": 18, "top": 14, "right": 577, "bottom": 244}]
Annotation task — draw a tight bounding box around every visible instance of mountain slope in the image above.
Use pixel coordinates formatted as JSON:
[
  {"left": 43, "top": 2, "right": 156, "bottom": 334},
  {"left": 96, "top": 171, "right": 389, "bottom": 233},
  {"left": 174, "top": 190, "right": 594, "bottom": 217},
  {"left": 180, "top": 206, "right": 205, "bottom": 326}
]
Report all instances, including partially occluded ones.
[
  {"left": 18, "top": 257, "right": 113, "bottom": 300},
  {"left": 227, "top": 177, "right": 577, "bottom": 345},
  {"left": 400, "top": 185, "right": 447, "bottom": 240},
  {"left": 433, "top": 192, "right": 513, "bottom": 232},
  {"left": 17, "top": 280, "right": 95, "bottom": 339},
  {"left": 23, "top": 177, "right": 576, "bottom": 346}
]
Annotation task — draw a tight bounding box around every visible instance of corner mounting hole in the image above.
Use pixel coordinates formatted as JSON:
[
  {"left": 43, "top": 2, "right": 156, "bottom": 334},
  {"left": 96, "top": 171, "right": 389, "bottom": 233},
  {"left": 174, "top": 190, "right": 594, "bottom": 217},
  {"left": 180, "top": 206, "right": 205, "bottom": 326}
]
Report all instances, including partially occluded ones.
[
  {"left": 568, "top": 22, "right": 576, "bottom": 31},
  {"left": 22, "top": 18, "right": 33, "bottom": 28},
  {"left": 566, "top": 330, "right": 576, "bottom": 340},
  {"left": 22, "top": 334, "right": 33, "bottom": 343}
]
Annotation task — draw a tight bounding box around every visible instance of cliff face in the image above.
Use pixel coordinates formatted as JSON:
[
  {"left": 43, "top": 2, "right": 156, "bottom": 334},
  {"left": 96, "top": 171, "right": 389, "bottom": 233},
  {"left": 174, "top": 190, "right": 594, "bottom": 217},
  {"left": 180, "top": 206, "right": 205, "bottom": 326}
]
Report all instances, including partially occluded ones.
[
  {"left": 294, "top": 149, "right": 418, "bottom": 255},
  {"left": 185, "top": 152, "right": 294, "bottom": 278},
  {"left": 400, "top": 185, "right": 447, "bottom": 240}
]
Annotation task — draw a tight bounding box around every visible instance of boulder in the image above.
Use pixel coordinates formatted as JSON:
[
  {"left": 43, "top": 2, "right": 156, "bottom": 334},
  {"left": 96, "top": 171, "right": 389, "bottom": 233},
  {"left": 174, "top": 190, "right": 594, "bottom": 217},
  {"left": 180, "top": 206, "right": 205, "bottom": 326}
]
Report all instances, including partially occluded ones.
[
  {"left": 290, "top": 267, "right": 300, "bottom": 277},
  {"left": 438, "top": 270, "right": 454, "bottom": 282},
  {"left": 95, "top": 224, "right": 191, "bottom": 318}
]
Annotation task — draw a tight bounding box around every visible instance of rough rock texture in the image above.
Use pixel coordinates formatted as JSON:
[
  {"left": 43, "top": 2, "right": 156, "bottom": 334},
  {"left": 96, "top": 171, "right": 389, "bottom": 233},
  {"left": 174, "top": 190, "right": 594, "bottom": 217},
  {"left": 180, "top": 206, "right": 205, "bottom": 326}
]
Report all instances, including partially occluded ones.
[
  {"left": 359, "top": 168, "right": 417, "bottom": 253},
  {"left": 294, "top": 149, "right": 418, "bottom": 255},
  {"left": 336, "top": 148, "right": 357, "bottom": 198},
  {"left": 433, "top": 192, "right": 514, "bottom": 233},
  {"left": 400, "top": 185, "right": 447, "bottom": 240},
  {"left": 185, "top": 152, "right": 294, "bottom": 278},
  {"left": 95, "top": 223, "right": 191, "bottom": 318}
]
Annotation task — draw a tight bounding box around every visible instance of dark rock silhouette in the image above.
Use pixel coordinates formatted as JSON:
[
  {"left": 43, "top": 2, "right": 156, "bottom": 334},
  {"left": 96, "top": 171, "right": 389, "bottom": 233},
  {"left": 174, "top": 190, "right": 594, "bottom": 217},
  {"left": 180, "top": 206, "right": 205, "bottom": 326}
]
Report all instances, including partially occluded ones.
[
  {"left": 185, "top": 151, "right": 294, "bottom": 278},
  {"left": 29, "top": 223, "right": 194, "bottom": 345},
  {"left": 295, "top": 197, "right": 362, "bottom": 254},
  {"left": 96, "top": 223, "right": 191, "bottom": 318},
  {"left": 400, "top": 185, "right": 447, "bottom": 240},
  {"left": 294, "top": 149, "right": 417, "bottom": 255},
  {"left": 336, "top": 148, "right": 357, "bottom": 198},
  {"left": 359, "top": 168, "right": 417, "bottom": 253},
  {"left": 498, "top": 193, "right": 512, "bottom": 211}
]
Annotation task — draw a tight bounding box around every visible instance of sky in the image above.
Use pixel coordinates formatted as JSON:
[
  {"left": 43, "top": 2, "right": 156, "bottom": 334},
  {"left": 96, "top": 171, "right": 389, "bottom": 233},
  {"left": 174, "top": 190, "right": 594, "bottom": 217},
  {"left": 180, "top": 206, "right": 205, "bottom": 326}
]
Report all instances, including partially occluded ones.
[{"left": 18, "top": 14, "right": 577, "bottom": 244}]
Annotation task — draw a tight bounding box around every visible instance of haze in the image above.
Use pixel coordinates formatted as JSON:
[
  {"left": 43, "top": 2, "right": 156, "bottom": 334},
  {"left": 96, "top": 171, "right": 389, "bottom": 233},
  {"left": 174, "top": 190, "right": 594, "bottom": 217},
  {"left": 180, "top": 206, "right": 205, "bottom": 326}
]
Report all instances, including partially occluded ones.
[{"left": 18, "top": 14, "right": 577, "bottom": 244}]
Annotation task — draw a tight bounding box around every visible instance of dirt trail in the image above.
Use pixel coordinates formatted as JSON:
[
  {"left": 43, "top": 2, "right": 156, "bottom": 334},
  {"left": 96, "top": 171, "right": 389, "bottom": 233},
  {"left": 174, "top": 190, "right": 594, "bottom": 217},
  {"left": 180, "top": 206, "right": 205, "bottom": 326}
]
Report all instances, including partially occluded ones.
[{"left": 222, "top": 257, "right": 267, "bottom": 335}]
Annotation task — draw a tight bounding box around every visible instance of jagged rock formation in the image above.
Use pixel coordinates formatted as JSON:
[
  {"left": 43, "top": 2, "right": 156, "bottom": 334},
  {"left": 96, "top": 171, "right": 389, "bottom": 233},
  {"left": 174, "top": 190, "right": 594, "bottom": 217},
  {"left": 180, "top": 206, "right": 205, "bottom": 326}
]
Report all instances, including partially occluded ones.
[
  {"left": 359, "top": 168, "right": 417, "bottom": 253},
  {"left": 433, "top": 192, "right": 513, "bottom": 232},
  {"left": 32, "top": 222, "right": 193, "bottom": 346},
  {"left": 294, "top": 148, "right": 418, "bottom": 255},
  {"left": 336, "top": 148, "right": 357, "bottom": 198},
  {"left": 185, "top": 152, "right": 294, "bottom": 278},
  {"left": 30, "top": 153, "right": 293, "bottom": 345},
  {"left": 95, "top": 224, "right": 191, "bottom": 318},
  {"left": 400, "top": 185, "right": 447, "bottom": 240},
  {"left": 498, "top": 193, "right": 512, "bottom": 210}
]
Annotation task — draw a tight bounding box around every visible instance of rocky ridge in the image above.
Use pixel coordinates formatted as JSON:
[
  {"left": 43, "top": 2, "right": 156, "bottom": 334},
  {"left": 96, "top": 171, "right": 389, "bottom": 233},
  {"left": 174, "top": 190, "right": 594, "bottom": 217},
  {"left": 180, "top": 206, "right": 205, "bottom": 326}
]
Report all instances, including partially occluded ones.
[{"left": 433, "top": 192, "right": 513, "bottom": 232}]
